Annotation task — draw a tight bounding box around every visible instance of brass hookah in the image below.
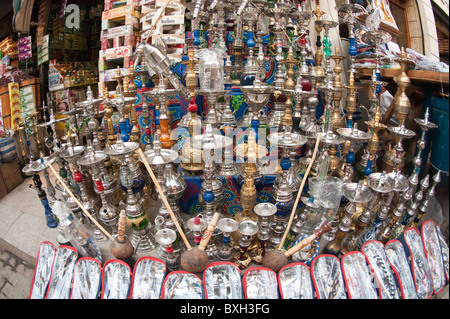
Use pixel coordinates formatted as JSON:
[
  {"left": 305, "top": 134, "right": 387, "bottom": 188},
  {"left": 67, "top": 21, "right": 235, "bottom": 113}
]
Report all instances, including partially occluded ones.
[
  {"left": 362, "top": 106, "right": 386, "bottom": 179},
  {"left": 279, "top": 46, "right": 298, "bottom": 130},
  {"left": 330, "top": 47, "right": 346, "bottom": 133},
  {"left": 312, "top": 0, "right": 326, "bottom": 77},
  {"left": 382, "top": 48, "right": 415, "bottom": 172},
  {"left": 127, "top": 63, "right": 141, "bottom": 144},
  {"left": 102, "top": 87, "right": 116, "bottom": 148},
  {"left": 179, "top": 41, "right": 204, "bottom": 173}
]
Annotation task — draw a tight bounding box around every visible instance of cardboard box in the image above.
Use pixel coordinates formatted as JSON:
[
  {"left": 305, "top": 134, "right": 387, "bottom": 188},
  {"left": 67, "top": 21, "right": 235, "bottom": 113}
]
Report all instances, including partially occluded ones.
[
  {"left": 101, "top": 14, "right": 139, "bottom": 30},
  {"left": 102, "top": 5, "right": 140, "bottom": 20},
  {"left": 103, "top": 45, "right": 134, "bottom": 61},
  {"left": 0, "top": 160, "right": 23, "bottom": 193},
  {"left": 101, "top": 25, "right": 135, "bottom": 39}
]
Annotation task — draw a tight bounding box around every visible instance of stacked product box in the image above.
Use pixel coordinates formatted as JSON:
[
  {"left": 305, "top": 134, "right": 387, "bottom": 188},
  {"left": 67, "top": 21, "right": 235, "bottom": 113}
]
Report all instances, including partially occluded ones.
[
  {"left": 99, "top": 0, "right": 141, "bottom": 95},
  {"left": 140, "top": 0, "right": 185, "bottom": 63}
]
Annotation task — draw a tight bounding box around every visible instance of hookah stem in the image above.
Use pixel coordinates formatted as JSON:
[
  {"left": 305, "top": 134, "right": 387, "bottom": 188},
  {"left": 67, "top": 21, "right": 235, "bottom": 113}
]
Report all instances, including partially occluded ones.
[
  {"left": 47, "top": 163, "right": 114, "bottom": 241},
  {"left": 137, "top": 148, "right": 192, "bottom": 250},
  {"left": 278, "top": 133, "right": 323, "bottom": 250}
]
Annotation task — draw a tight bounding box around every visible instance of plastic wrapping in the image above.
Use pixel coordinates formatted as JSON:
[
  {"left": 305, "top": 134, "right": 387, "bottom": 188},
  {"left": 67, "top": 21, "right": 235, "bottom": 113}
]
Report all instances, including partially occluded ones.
[
  {"left": 161, "top": 271, "right": 203, "bottom": 299},
  {"left": 341, "top": 251, "right": 379, "bottom": 299},
  {"left": 420, "top": 221, "right": 446, "bottom": 295},
  {"left": 70, "top": 257, "right": 102, "bottom": 299},
  {"left": 401, "top": 227, "right": 434, "bottom": 299},
  {"left": 362, "top": 240, "right": 401, "bottom": 299},
  {"left": 29, "top": 242, "right": 56, "bottom": 299},
  {"left": 385, "top": 240, "right": 418, "bottom": 299},
  {"left": 242, "top": 267, "right": 279, "bottom": 299},
  {"left": 101, "top": 260, "right": 132, "bottom": 299},
  {"left": 197, "top": 49, "right": 224, "bottom": 91},
  {"left": 203, "top": 262, "right": 243, "bottom": 299},
  {"left": 278, "top": 262, "right": 314, "bottom": 299},
  {"left": 311, "top": 255, "right": 347, "bottom": 299},
  {"left": 46, "top": 245, "right": 78, "bottom": 299},
  {"left": 130, "top": 257, "right": 167, "bottom": 299},
  {"left": 435, "top": 224, "right": 449, "bottom": 282}
]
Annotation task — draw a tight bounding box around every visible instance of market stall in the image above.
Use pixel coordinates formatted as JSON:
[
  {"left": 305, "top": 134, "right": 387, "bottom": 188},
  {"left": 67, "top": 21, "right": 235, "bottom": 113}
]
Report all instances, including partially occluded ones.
[{"left": 0, "top": 0, "right": 448, "bottom": 300}]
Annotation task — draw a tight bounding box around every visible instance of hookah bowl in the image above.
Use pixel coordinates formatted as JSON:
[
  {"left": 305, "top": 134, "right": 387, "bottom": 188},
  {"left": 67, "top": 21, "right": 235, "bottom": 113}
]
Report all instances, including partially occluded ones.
[
  {"left": 217, "top": 218, "right": 239, "bottom": 261},
  {"left": 155, "top": 228, "right": 180, "bottom": 271},
  {"left": 233, "top": 219, "right": 259, "bottom": 269},
  {"left": 237, "top": 85, "right": 272, "bottom": 134}
]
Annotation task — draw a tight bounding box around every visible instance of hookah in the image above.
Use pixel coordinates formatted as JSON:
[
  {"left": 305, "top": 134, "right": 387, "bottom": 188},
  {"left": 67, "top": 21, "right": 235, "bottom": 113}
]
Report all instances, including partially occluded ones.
[
  {"left": 336, "top": 123, "right": 371, "bottom": 183},
  {"left": 382, "top": 48, "right": 416, "bottom": 173},
  {"left": 191, "top": 124, "right": 233, "bottom": 258},
  {"left": 22, "top": 158, "right": 58, "bottom": 228},
  {"left": 391, "top": 175, "right": 430, "bottom": 239},
  {"left": 118, "top": 162, "right": 156, "bottom": 252},
  {"left": 311, "top": 0, "right": 326, "bottom": 78},
  {"left": 251, "top": 202, "right": 278, "bottom": 263},
  {"left": 102, "top": 73, "right": 138, "bottom": 143},
  {"left": 155, "top": 228, "right": 180, "bottom": 271},
  {"left": 408, "top": 171, "right": 440, "bottom": 228},
  {"left": 74, "top": 86, "right": 104, "bottom": 151},
  {"left": 101, "top": 87, "right": 117, "bottom": 148},
  {"left": 327, "top": 180, "right": 373, "bottom": 256},
  {"left": 110, "top": 210, "right": 135, "bottom": 263},
  {"left": 233, "top": 219, "right": 259, "bottom": 269},
  {"left": 186, "top": 216, "right": 207, "bottom": 246},
  {"left": 234, "top": 129, "right": 267, "bottom": 231},
  {"left": 77, "top": 141, "right": 119, "bottom": 238},
  {"left": 268, "top": 128, "right": 307, "bottom": 249},
  {"left": 360, "top": 106, "right": 386, "bottom": 179},
  {"left": 329, "top": 47, "right": 346, "bottom": 133},
  {"left": 411, "top": 108, "right": 438, "bottom": 183},
  {"left": 216, "top": 91, "right": 238, "bottom": 176},
  {"left": 361, "top": 3, "right": 392, "bottom": 101},
  {"left": 143, "top": 134, "right": 186, "bottom": 257},
  {"left": 279, "top": 46, "right": 300, "bottom": 133},
  {"left": 216, "top": 218, "right": 239, "bottom": 261},
  {"left": 336, "top": 0, "right": 366, "bottom": 74},
  {"left": 356, "top": 171, "right": 395, "bottom": 249},
  {"left": 144, "top": 73, "right": 180, "bottom": 150}
]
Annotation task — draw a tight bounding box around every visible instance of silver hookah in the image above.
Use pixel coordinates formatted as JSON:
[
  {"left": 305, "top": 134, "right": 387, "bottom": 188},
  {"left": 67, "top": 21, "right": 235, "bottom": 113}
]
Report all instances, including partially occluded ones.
[
  {"left": 118, "top": 162, "right": 156, "bottom": 252},
  {"left": 216, "top": 91, "right": 238, "bottom": 177},
  {"left": 216, "top": 218, "right": 239, "bottom": 261},
  {"left": 77, "top": 140, "right": 119, "bottom": 237},
  {"left": 74, "top": 86, "right": 105, "bottom": 151},
  {"left": 337, "top": 123, "right": 371, "bottom": 183},
  {"left": 253, "top": 202, "right": 277, "bottom": 261},
  {"left": 336, "top": 0, "right": 367, "bottom": 74},
  {"left": 356, "top": 171, "right": 395, "bottom": 248},
  {"left": 155, "top": 228, "right": 180, "bottom": 271},
  {"left": 143, "top": 134, "right": 185, "bottom": 258},
  {"left": 59, "top": 141, "right": 107, "bottom": 243}
]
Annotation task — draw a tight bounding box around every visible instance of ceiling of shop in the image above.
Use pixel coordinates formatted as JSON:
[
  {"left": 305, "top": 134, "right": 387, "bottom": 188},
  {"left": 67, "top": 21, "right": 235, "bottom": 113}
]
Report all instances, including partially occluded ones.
[{"left": 0, "top": 0, "right": 13, "bottom": 22}]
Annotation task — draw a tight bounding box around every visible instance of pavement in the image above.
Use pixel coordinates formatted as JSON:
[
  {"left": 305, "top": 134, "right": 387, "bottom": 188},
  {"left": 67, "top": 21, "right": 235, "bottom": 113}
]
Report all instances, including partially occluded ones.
[{"left": 0, "top": 165, "right": 449, "bottom": 299}]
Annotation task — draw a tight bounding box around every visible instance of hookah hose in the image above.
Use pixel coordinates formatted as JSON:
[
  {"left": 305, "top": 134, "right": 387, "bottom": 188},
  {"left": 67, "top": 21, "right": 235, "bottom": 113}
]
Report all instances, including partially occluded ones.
[
  {"left": 47, "top": 163, "right": 114, "bottom": 241},
  {"left": 278, "top": 132, "right": 323, "bottom": 250}
]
